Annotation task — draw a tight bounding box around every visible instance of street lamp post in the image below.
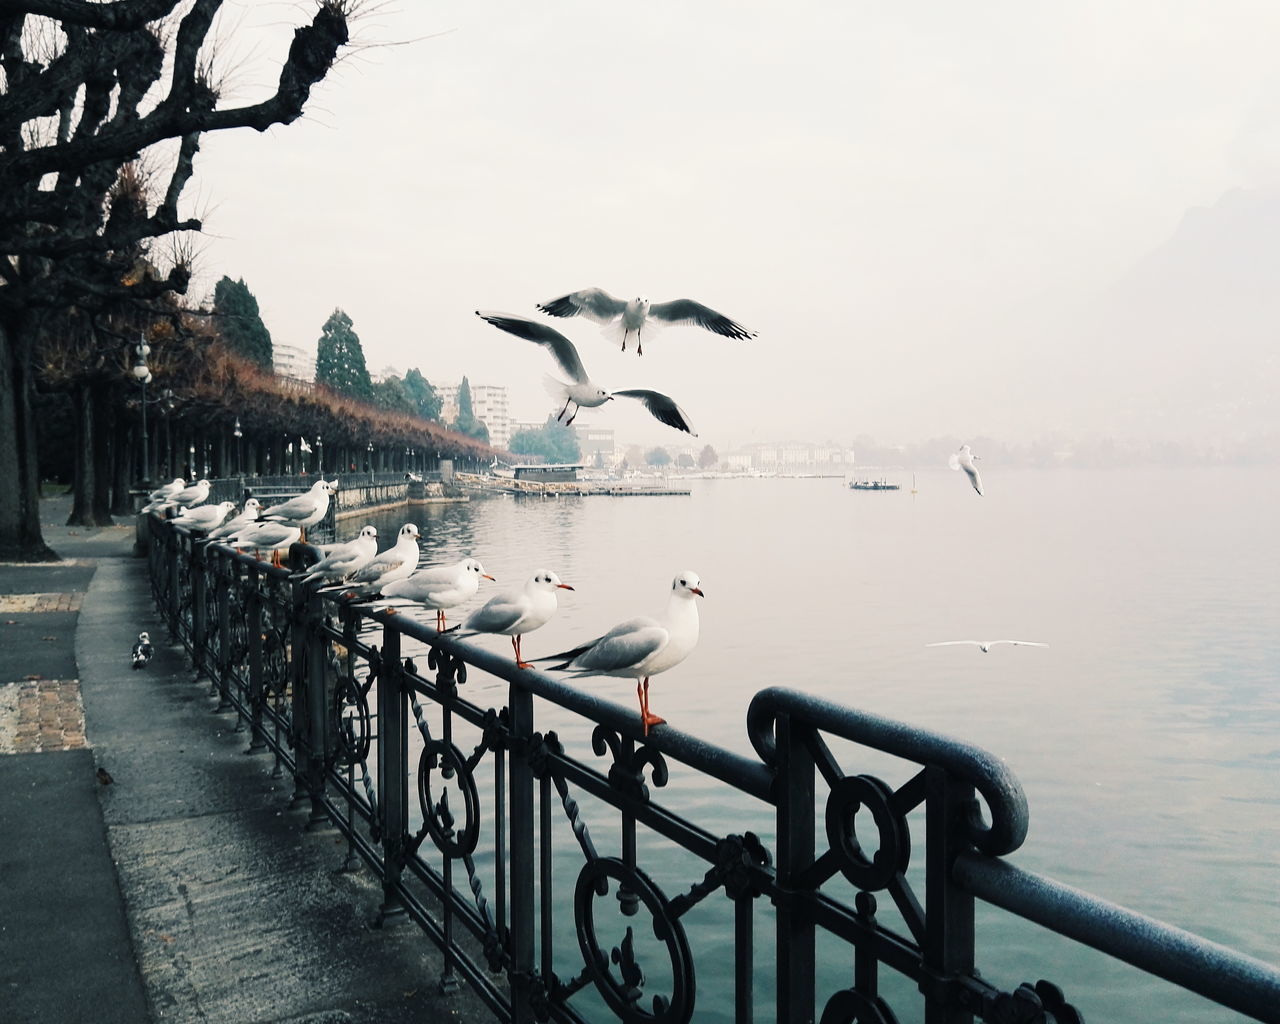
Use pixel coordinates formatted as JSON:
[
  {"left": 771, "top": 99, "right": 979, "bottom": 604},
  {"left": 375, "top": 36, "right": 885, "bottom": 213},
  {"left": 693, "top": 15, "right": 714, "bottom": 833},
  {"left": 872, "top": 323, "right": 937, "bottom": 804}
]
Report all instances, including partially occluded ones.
[
  {"left": 131, "top": 336, "right": 153, "bottom": 487},
  {"left": 233, "top": 418, "right": 243, "bottom": 476},
  {"left": 316, "top": 434, "right": 323, "bottom": 476},
  {"left": 367, "top": 441, "right": 374, "bottom": 483}
]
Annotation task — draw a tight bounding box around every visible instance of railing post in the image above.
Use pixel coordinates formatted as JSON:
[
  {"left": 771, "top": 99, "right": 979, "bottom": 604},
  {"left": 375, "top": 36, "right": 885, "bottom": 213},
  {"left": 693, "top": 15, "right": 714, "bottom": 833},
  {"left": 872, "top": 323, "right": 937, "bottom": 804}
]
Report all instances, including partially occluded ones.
[
  {"left": 289, "top": 577, "right": 310, "bottom": 804},
  {"left": 166, "top": 528, "right": 180, "bottom": 640},
  {"left": 191, "top": 540, "right": 208, "bottom": 677},
  {"left": 245, "top": 564, "right": 267, "bottom": 753},
  {"left": 374, "top": 625, "right": 408, "bottom": 925},
  {"left": 776, "top": 711, "right": 816, "bottom": 1024},
  {"left": 304, "top": 588, "right": 329, "bottom": 829},
  {"left": 923, "top": 765, "right": 976, "bottom": 1024},
  {"left": 508, "top": 682, "right": 536, "bottom": 1022},
  {"left": 215, "top": 550, "right": 234, "bottom": 713}
]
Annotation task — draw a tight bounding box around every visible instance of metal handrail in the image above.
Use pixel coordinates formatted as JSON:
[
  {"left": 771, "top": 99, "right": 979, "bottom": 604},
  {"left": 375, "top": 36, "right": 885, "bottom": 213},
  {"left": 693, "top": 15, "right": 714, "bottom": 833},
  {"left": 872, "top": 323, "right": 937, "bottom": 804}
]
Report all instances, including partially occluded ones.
[{"left": 142, "top": 513, "right": 1280, "bottom": 1024}]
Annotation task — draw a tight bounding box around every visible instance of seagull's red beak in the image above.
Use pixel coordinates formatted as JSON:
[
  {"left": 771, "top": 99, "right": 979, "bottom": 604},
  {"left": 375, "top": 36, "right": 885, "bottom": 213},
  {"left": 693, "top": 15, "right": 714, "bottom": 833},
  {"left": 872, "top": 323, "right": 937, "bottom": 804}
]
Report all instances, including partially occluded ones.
[
  {"left": 557, "top": 583, "right": 575, "bottom": 590},
  {"left": 691, "top": 587, "right": 704, "bottom": 597},
  {"left": 482, "top": 574, "right": 495, "bottom": 581}
]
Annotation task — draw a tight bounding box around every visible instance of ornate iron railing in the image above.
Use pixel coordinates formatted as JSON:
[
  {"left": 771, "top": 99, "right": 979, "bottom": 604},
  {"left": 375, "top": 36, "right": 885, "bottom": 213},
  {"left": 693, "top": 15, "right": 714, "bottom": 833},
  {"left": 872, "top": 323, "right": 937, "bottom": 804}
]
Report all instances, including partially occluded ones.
[{"left": 142, "top": 514, "right": 1280, "bottom": 1024}]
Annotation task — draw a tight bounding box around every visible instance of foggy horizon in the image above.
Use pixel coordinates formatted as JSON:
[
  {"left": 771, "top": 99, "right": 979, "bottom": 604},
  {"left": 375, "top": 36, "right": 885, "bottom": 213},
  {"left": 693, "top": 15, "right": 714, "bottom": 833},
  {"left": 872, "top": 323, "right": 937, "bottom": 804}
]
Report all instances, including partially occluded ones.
[{"left": 178, "top": 2, "right": 1279, "bottom": 453}]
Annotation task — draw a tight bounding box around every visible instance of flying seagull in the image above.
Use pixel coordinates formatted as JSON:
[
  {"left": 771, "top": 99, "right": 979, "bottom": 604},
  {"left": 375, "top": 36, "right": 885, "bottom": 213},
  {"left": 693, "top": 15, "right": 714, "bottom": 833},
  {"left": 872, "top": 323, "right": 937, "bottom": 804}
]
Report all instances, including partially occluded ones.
[
  {"left": 948, "top": 444, "right": 983, "bottom": 496},
  {"left": 541, "top": 570, "right": 704, "bottom": 736},
  {"left": 456, "top": 569, "right": 575, "bottom": 667},
  {"left": 381, "top": 557, "right": 495, "bottom": 629},
  {"left": 926, "top": 640, "right": 1048, "bottom": 653},
  {"left": 537, "top": 287, "right": 756, "bottom": 355},
  {"left": 476, "top": 311, "right": 697, "bottom": 434}
]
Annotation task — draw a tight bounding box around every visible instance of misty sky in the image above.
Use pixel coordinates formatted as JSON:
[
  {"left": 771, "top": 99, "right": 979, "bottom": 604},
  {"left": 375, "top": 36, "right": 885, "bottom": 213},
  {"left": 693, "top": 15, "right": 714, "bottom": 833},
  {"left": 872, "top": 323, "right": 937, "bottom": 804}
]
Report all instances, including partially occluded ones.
[{"left": 184, "top": 1, "right": 1280, "bottom": 449}]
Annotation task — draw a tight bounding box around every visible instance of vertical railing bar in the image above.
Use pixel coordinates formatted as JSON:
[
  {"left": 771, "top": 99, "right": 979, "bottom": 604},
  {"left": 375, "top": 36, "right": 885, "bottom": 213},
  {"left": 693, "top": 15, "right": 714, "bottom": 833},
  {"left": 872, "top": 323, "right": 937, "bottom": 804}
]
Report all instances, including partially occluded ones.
[
  {"left": 246, "top": 565, "right": 267, "bottom": 754},
  {"left": 375, "top": 624, "right": 408, "bottom": 926},
  {"left": 539, "top": 771, "right": 553, "bottom": 987},
  {"left": 508, "top": 682, "right": 535, "bottom": 1023},
  {"left": 304, "top": 587, "right": 329, "bottom": 830},
  {"left": 924, "top": 764, "right": 976, "bottom": 1024},
  {"left": 776, "top": 712, "right": 816, "bottom": 1023},
  {"left": 735, "top": 894, "right": 753, "bottom": 1024}
]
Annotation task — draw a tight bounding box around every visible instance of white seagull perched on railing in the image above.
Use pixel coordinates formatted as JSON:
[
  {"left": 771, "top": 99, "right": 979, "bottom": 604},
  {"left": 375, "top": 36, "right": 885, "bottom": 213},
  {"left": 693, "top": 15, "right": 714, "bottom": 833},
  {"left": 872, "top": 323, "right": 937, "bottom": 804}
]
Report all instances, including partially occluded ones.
[
  {"left": 207, "top": 498, "right": 263, "bottom": 541},
  {"left": 338, "top": 523, "right": 420, "bottom": 599},
  {"left": 381, "top": 557, "right": 495, "bottom": 630},
  {"left": 926, "top": 640, "right": 1048, "bottom": 653},
  {"left": 454, "top": 569, "right": 574, "bottom": 666},
  {"left": 540, "top": 570, "right": 704, "bottom": 736},
  {"left": 476, "top": 311, "right": 697, "bottom": 434},
  {"left": 537, "top": 287, "right": 756, "bottom": 355},
  {"left": 260, "top": 479, "right": 337, "bottom": 542},
  {"left": 223, "top": 520, "right": 302, "bottom": 567},
  {"left": 165, "top": 478, "right": 210, "bottom": 510},
  {"left": 174, "top": 500, "right": 236, "bottom": 533},
  {"left": 142, "top": 477, "right": 185, "bottom": 511},
  {"left": 298, "top": 525, "right": 379, "bottom": 584},
  {"left": 949, "top": 444, "right": 983, "bottom": 496}
]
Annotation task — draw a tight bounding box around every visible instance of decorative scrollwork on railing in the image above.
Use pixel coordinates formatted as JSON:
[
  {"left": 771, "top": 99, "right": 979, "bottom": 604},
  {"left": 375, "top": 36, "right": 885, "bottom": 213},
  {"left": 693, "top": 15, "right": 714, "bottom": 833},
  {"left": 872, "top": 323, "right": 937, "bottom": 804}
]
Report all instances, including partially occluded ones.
[
  {"left": 668, "top": 832, "right": 773, "bottom": 918},
  {"left": 415, "top": 739, "right": 480, "bottom": 858},
  {"left": 591, "top": 726, "right": 669, "bottom": 804},
  {"left": 818, "top": 988, "right": 902, "bottom": 1024},
  {"left": 427, "top": 644, "right": 467, "bottom": 693},
  {"left": 574, "top": 857, "right": 695, "bottom": 1024},
  {"left": 332, "top": 675, "right": 372, "bottom": 767},
  {"left": 983, "top": 980, "right": 1082, "bottom": 1024},
  {"left": 823, "top": 773, "right": 909, "bottom": 892}
]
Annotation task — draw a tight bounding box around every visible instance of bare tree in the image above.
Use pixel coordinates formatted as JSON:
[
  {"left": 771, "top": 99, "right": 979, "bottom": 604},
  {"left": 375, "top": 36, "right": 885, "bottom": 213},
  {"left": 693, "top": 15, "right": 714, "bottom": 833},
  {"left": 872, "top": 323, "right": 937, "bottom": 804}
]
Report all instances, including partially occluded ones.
[{"left": 0, "top": 0, "right": 352, "bottom": 560}]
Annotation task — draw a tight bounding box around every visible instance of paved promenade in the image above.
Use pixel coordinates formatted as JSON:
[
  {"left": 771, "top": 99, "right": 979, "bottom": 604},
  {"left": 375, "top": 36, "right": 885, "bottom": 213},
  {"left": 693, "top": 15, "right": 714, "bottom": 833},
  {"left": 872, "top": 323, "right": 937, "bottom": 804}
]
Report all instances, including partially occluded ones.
[{"left": 0, "top": 493, "right": 486, "bottom": 1023}]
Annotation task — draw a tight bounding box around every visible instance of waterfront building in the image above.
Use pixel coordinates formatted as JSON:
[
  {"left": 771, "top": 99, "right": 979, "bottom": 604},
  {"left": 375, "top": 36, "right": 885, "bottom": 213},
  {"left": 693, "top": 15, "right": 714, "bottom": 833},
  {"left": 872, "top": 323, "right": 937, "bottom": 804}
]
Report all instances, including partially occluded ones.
[{"left": 273, "top": 343, "right": 315, "bottom": 388}]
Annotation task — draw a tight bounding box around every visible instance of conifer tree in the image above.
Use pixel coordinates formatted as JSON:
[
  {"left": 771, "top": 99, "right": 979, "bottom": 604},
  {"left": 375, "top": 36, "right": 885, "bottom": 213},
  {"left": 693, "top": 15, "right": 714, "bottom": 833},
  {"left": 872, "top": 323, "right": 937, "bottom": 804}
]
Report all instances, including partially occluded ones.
[
  {"left": 315, "top": 309, "right": 373, "bottom": 401},
  {"left": 213, "top": 277, "right": 273, "bottom": 369},
  {"left": 403, "top": 368, "right": 442, "bottom": 421}
]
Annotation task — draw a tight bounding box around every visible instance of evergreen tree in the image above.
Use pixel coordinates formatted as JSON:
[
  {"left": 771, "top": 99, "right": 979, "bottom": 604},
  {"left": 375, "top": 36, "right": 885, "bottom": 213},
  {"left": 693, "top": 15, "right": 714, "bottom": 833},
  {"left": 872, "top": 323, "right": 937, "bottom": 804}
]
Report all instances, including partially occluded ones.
[
  {"left": 213, "top": 276, "right": 273, "bottom": 369},
  {"left": 315, "top": 309, "right": 373, "bottom": 401},
  {"left": 646, "top": 447, "right": 673, "bottom": 467},
  {"left": 508, "top": 416, "right": 581, "bottom": 463},
  {"left": 372, "top": 376, "right": 416, "bottom": 416},
  {"left": 403, "top": 368, "right": 442, "bottom": 421},
  {"left": 451, "top": 375, "right": 490, "bottom": 442},
  {"left": 697, "top": 444, "right": 719, "bottom": 469}
]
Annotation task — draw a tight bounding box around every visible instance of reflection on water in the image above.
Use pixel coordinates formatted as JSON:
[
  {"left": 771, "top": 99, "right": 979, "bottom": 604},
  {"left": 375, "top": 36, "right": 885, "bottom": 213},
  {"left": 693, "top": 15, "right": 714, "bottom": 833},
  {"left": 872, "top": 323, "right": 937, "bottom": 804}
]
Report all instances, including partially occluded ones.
[{"left": 346, "top": 468, "right": 1279, "bottom": 1022}]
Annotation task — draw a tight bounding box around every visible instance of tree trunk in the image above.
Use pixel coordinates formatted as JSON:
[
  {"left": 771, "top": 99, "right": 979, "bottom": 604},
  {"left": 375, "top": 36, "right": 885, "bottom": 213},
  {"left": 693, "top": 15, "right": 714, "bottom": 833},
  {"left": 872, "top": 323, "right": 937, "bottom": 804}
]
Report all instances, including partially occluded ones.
[
  {"left": 111, "top": 415, "right": 133, "bottom": 516},
  {"left": 91, "top": 384, "right": 114, "bottom": 525},
  {"left": 0, "top": 315, "right": 57, "bottom": 560},
  {"left": 67, "top": 381, "right": 96, "bottom": 526}
]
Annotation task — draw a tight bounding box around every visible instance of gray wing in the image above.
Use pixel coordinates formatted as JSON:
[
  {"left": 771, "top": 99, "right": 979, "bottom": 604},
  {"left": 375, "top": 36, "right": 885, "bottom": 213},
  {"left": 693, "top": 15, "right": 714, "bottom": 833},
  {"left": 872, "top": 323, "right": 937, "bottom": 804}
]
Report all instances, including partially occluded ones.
[
  {"left": 571, "top": 618, "right": 668, "bottom": 673},
  {"left": 990, "top": 640, "right": 1048, "bottom": 648},
  {"left": 463, "top": 594, "right": 526, "bottom": 634},
  {"left": 261, "top": 493, "right": 314, "bottom": 520},
  {"left": 611, "top": 390, "right": 697, "bottom": 435},
  {"left": 925, "top": 641, "right": 982, "bottom": 648},
  {"left": 647, "top": 298, "right": 756, "bottom": 340},
  {"left": 476, "top": 311, "right": 589, "bottom": 383},
  {"left": 537, "top": 287, "right": 627, "bottom": 324},
  {"left": 350, "top": 554, "right": 404, "bottom": 584}
]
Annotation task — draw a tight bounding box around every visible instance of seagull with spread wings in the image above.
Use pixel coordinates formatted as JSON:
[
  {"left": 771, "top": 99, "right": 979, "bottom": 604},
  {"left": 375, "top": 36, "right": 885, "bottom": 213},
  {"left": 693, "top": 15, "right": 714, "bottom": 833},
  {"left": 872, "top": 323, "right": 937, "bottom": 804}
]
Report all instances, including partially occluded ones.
[
  {"left": 537, "top": 288, "right": 755, "bottom": 355},
  {"left": 475, "top": 311, "right": 697, "bottom": 434},
  {"left": 926, "top": 640, "right": 1048, "bottom": 653}
]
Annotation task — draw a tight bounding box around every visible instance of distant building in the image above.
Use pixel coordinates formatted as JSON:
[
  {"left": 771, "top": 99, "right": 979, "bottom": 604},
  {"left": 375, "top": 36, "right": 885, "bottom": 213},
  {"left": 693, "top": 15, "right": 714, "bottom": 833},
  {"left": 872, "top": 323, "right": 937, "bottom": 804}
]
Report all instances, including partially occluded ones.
[
  {"left": 574, "top": 424, "right": 616, "bottom": 464},
  {"left": 438, "top": 381, "right": 512, "bottom": 449},
  {"left": 273, "top": 343, "right": 314, "bottom": 384}
]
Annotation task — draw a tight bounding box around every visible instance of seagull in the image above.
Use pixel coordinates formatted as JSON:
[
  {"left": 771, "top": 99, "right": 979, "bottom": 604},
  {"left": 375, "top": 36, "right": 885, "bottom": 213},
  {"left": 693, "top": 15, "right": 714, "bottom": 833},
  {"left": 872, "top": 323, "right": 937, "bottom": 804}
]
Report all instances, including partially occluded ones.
[
  {"left": 173, "top": 501, "right": 236, "bottom": 533},
  {"left": 207, "top": 498, "right": 263, "bottom": 541},
  {"left": 456, "top": 569, "right": 574, "bottom": 667},
  {"left": 381, "top": 557, "right": 495, "bottom": 629},
  {"left": 142, "top": 477, "right": 185, "bottom": 511},
  {"left": 168, "top": 478, "right": 210, "bottom": 510},
  {"left": 223, "top": 520, "right": 302, "bottom": 567},
  {"left": 131, "top": 631, "right": 153, "bottom": 669},
  {"left": 541, "top": 571, "right": 704, "bottom": 736},
  {"left": 476, "top": 311, "right": 697, "bottom": 434},
  {"left": 948, "top": 445, "right": 983, "bottom": 496},
  {"left": 926, "top": 640, "right": 1048, "bottom": 653},
  {"left": 338, "top": 523, "right": 421, "bottom": 598},
  {"left": 298, "top": 525, "right": 379, "bottom": 584},
  {"left": 260, "top": 479, "right": 337, "bottom": 542},
  {"left": 537, "top": 288, "right": 756, "bottom": 355}
]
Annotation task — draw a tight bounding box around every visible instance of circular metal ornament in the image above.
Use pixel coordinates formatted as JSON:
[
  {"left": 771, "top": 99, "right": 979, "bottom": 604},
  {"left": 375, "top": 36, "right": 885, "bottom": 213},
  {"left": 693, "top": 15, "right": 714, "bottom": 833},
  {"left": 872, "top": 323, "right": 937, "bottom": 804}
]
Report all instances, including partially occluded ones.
[
  {"left": 824, "top": 774, "right": 909, "bottom": 891},
  {"left": 574, "top": 857, "right": 695, "bottom": 1024},
  {"left": 332, "top": 676, "right": 372, "bottom": 766},
  {"left": 417, "top": 739, "right": 480, "bottom": 857}
]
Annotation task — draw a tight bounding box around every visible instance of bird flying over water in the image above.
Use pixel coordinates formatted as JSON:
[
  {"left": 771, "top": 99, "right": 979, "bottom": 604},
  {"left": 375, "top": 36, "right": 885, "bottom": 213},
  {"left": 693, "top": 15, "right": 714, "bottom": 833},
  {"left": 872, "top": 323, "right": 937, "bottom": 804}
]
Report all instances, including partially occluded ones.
[
  {"left": 381, "top": 557, "right": 494, "bottom": 630},
  {"left": 456, "top": 569, "right": 574, "bottom": 667},
  {"left": 926, "top": 640, "right": 1048, "bottom": 653},
  {"left": 537, "top": 287, "right": 756, "bottom": 355},
  {"left": 131, "top": 631, "right": 153, "bottom": 669},
  {"left": 949, "top": 444, "right": 983, "bottom": 495},
  {"left": 476, "top": 311, "right": 697, "bottom": 434},
  {"left": 541, "top": 571, "right": 704, "bottom": 736}
]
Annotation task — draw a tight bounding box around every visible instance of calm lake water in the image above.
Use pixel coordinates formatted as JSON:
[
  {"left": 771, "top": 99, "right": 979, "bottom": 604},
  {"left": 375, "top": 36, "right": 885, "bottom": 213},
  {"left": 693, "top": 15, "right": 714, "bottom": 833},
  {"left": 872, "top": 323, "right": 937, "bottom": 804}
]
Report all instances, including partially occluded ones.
[{"left": 354, "top": 467, "right": 1280, "bottom": 1022}]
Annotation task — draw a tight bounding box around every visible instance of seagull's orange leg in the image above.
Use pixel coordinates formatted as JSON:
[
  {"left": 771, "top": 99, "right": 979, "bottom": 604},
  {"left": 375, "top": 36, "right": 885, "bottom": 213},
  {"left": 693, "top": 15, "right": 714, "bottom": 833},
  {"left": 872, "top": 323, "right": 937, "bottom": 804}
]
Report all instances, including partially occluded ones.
[
  {"left": 513, "top": 635, "right": 531, "bottom": 669},
  {"left": 640, "top": 677, "right": 664, "bottom": 735}
]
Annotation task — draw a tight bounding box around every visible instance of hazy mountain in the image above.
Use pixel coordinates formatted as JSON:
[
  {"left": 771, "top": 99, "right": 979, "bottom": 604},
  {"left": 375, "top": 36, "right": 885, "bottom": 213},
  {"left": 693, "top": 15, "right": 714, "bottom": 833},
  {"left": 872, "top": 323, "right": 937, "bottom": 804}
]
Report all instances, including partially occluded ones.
[{"left": 1066, "top": 187, "right": 1279, "bottom": 442}]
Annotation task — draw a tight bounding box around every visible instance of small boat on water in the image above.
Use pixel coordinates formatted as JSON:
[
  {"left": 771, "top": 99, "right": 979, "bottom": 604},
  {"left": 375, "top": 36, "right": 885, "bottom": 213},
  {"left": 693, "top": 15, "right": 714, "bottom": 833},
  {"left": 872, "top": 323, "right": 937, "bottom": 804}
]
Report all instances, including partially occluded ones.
[{"left": 849, "top": 478, "right": 900, "bottom": 491}]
